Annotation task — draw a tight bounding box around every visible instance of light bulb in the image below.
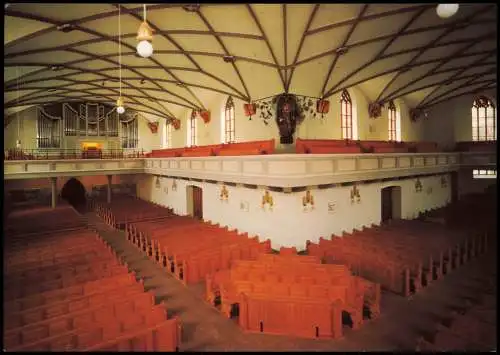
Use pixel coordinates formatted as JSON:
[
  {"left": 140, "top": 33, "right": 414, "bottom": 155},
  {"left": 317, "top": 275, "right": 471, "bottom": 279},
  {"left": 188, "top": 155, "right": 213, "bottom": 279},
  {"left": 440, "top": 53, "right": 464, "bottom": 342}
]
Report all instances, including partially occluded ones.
[
  {"left": 117, "top": 106, "right": 125, "bottom": 114},
  {"left": 137, "top": 40, "right": 153, "bottom": 58},
  {"left": 436, "top": 4, "right": 459, "bottom": 19}
]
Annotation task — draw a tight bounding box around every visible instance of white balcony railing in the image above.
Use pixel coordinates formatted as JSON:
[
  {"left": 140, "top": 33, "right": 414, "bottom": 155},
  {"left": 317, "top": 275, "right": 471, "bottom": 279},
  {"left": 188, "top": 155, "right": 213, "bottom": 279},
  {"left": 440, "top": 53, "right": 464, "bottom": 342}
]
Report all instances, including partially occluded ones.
[
  {"left": 4, "top": 151, "right": 496, "bottom": 186},
  {"left": 3, "top": 159, "right": 145, "bottom": 180},
  {"left": 144, "top": 152, "right": 464, "bottom": 188}
]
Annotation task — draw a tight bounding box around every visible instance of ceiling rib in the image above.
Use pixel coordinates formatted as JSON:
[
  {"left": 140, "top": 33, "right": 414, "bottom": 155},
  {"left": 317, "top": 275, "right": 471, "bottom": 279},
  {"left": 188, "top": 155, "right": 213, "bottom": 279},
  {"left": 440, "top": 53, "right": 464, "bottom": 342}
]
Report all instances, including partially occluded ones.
[
  {"left": 295, "top": 19, "right": 495, "bottom": 70},
  {"left": 320, "top": 5, "right": 368, "bottom": 97},
  {"left": 374, "top": 4, "right": 495, "bottom": 103},
  {"left": 286, "top": 4, "right": 319, "bottom": 93},
  {"left": 379, "top": 35, "right": 497, "bottom": 102},
  {"left": 4, "top": 69, "right": 242, "bottom": 100},
  {"left": 66, "top": 47, "right": 199, "bottom": 110},
  {"left": 245, "top": 4, "right": 286, "bottom": 92},
  {"left": 283, "top": 4, "right": 288, "bottom": 91},
  {"left": 417, "top": 53, "right": 496, "bottom": 107},
  {"left": 117, "top": 4, "right": 249, "bottom": 103},
  {"left": 113, "top": 4, "right": 207, "bottom": 110},
  {"left": 422, "top": 77, "right": 497, "bottom": 108},
  {"left": 6, "top": 86, "right": 172, "bottom": 120},
  {"left": 423, "top": 81, "right": 496, "bottom": 109},
  {"left": 306, "top": 5, "right": 432, "bottom": 37},
  {"left": 386, "top": 68, "right": 496, "bottom": 104},
  {"left": 322, "top": 6, "right": 428, "bottom": 99},
  {"left": 196, "top": 8, "right": 251, "bottom": 100}
]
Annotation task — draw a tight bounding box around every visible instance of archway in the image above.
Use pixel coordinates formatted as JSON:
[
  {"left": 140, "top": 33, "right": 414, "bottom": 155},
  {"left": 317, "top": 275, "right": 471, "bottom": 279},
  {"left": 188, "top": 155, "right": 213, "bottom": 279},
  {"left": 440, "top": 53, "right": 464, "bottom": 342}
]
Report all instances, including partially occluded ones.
[
  {"left": 381, "top": 186, "right": 402, "bottom": 223},
  {"left": 61, "top": 178, "right": 87, "bottom": 212}
]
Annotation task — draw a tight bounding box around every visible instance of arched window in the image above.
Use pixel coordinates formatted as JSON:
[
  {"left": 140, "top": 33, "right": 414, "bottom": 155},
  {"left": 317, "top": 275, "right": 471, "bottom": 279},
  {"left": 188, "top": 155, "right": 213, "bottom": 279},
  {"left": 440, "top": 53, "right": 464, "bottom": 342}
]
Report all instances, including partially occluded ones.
[
  {"left": 224, "top": 96, "right": 235, "bottom": 143},
  {"left": 472, "top": 96, "right": 496, "bottom": 141},
  {"left": 387, "top": 100, "right": 400, "bottom": 141},
  {"left": 340, "top": 90, "right": 353, "bottom": 140},
  {"left": 189, "top": 113, "right": 197, "bottom": 147},
  {"left": 162, "top": 122, "right": 172, "bottom": 148}
]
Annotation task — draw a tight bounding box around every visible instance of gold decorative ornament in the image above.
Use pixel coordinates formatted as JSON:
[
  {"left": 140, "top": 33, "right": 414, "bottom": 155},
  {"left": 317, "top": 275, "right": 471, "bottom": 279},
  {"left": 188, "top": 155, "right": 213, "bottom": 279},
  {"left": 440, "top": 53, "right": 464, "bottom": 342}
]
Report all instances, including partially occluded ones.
[
  {"left": 261, "top": 190, "right": 274, "bottom": 210},
  {"left": 220, "top": 185, "right": 229, "bottom": 201},
  {"left": 350, "top": 185, "right": 361, "bottom": 204}
]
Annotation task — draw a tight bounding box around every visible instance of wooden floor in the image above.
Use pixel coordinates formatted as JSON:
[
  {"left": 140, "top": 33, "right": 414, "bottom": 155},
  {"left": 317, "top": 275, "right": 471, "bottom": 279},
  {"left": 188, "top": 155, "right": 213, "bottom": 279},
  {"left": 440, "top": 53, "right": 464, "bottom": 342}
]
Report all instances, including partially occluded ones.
[{"left": 83, "top": 211, "right": 497, "bottom": 352}]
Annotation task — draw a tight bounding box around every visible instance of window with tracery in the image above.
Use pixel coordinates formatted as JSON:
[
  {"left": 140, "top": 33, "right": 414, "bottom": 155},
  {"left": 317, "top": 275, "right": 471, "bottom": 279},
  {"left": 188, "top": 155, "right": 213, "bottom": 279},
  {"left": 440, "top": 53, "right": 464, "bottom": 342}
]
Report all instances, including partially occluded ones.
[
  {"left": 224, "top": 96, "right": 235, "bottom": 143},
  {"left": 472, "top": 96, "right": 496, "bottom": 141},
  {"left": 163, "top": 122, "right": 172, "bottom": 149},
  {"left": 388, "top": 100, "right": 400, "bottom": 141},
  {"left": 189, "top": 113, "right": 197, "bottom": 147},
  {"left": 340, "top": 90, "right": 353, "bottom": 140}
]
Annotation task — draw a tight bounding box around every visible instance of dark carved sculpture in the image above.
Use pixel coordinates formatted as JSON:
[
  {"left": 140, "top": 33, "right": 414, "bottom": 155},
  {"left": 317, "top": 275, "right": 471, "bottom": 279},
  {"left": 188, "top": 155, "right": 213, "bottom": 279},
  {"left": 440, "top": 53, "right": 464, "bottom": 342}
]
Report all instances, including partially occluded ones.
[{"left": 276, "top": 94, "right": 300, "bottom": 144}]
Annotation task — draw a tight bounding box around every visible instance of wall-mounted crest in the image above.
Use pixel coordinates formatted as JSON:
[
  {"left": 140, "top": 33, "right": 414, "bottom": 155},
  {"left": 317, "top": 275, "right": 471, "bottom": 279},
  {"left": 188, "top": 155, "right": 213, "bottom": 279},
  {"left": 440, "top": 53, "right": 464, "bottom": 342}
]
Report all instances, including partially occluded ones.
[
  {"left": 147, "top": 121, "right": 159, "bottom": 134},
  {"left": 302, "top": 190, "right": 315, "bottom": 212},
  {"left": 155, "top": 176, "right": 161, "bottom": 189},
  {"left": 350, "top": 185, "right": 361, "bottom": 204},
  {"left": 220, "top": 185, "right": 229, "bottom": 202},
  {"left": 415, "top": 178, "right": 423, "bottom": 193},
  {"left": 409, "top": 108, "right": 428, "bottom": 123},
  {"left": 261, "top": 190, "right": 274, "bottom": 211},
  {"left": 172, "top": 118, "right": 181, "bottom": 130},
  {"left": 328, "top": 202, "right": 336, "bottom": 214},
  {"left": 368, "top": 102, "right": 384, "bottom": 119},
  {"left": 172, "top": 179, "right": 178, "bottom": 191}
]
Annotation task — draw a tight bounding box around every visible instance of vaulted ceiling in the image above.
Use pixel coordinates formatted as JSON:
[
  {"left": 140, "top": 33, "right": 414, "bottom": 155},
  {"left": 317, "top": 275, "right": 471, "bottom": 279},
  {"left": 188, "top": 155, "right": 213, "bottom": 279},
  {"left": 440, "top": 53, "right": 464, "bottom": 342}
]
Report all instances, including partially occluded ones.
[{"left": 4, "top": 3, "right": 497, "bottom": 123}]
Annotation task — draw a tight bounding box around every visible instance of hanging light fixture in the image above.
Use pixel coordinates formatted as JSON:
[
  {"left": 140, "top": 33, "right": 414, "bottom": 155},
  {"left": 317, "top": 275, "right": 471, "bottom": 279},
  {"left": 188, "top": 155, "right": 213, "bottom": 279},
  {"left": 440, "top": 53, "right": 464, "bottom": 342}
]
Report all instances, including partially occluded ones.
[
  {"left": 116, "top": 5, "right": 125, "bottom": 114},
  {"left": 16, "top": 66, "right": 22, "bottom": 149},
  {"left": 136, "top": 4, "right": 153, "bottom": 58},
  {"left": 436, "top": 4, "right": 459, "bottom": 18}
]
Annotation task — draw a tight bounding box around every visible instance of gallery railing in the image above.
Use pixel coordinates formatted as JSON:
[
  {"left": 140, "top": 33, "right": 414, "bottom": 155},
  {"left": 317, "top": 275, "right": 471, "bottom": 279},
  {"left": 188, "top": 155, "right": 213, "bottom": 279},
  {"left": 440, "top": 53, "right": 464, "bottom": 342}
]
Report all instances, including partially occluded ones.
[{"left": 4, "top": 148, "right": 145, "bottom": 161}]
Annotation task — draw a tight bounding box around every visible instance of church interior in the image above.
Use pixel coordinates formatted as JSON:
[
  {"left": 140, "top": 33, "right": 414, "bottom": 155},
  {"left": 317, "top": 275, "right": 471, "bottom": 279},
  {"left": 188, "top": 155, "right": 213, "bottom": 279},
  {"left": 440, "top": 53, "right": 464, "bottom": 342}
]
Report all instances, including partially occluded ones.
[{"left": 3, "top": 3, "right": 497, "bottom": 352}]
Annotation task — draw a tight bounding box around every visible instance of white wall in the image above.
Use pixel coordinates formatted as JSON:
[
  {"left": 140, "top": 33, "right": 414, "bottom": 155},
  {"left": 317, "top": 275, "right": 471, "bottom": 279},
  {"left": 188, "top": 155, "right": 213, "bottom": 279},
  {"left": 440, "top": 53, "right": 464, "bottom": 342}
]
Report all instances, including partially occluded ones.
[
  {"left": 166, "top": 85, "right": 428, "bottom": 150},
  {"left": 4, "top": 106, "right": 37, "bottom": 150},
  {"left": 136, "top": 173, "right": 451, "bottom": 250},
  {"left": 423, "top": 89, "right": 497, "bottom": 149}
]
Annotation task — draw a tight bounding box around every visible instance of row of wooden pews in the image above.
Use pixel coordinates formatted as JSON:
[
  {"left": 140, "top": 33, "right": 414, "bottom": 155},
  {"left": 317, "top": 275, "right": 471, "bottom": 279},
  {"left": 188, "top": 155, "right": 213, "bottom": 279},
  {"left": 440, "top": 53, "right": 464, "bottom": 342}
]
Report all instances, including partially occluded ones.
[
  {"left": 149, "top": 139, "right": 275, "bottom": 158},
  {"left": 91, "top": 196, "right": 174, "bottom": 229},
  {"left": 206, "top": 250, "right": 381, "bottom": 339},
  {"left": 296, "top": 138, "right": 439, "bottom": 154},
  {"left": 416, "top": 245, "right": 496, "bottom": 351},
  {"left": 3, "top": 206, "right": 180, "bottom": 351},
  {"left": 307, "top": 219, "right": 488, "bottom": 297},
  {"left": 126, "top": 216, "right": 272, "bottom": 284}
]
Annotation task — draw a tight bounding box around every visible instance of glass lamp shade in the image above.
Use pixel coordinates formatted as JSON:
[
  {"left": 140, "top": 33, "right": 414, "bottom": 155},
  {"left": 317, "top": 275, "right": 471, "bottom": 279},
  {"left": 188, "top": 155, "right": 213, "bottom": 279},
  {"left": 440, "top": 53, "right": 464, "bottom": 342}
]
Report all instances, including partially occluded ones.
[
  {"left": 137, "top": 40, "right": 153, "bottom": 58},
  {"left": 436, "top": 4, "right": 459, "bottom": 18},
  {"left": 117, "top": 106, "right": 125, "bottom": 114}
]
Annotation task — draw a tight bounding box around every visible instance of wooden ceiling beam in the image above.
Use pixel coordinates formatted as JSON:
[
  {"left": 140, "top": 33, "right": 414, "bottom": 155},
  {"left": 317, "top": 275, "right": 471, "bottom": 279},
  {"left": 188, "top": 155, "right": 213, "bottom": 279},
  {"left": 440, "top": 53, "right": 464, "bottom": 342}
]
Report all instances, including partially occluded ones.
[
  {"left": 378, "top": 34, "right": 497, "bottom": 102},
  {"left": 322, "top": 6, "right": 428, "bottom": 98},
  {"left": 196, "top": 8, "right": 251, "bottom": 100},
  {"left": 422, "top": 81, "right": 496, "bottom": 109},
  {"left": 416, "top": 52, "right": 495, "bottom": 107},
  {"left": 320, "top": 5, "right": 368, "bottom": 97},
  {"left": 285, "top": 4, "right": 319, "bottom": 93},
  {"left": 246, "top": 4, "right": 286, "bottom": 92},
  {"left": 374, "top": 4, "right": 495, "bottom": 103}
]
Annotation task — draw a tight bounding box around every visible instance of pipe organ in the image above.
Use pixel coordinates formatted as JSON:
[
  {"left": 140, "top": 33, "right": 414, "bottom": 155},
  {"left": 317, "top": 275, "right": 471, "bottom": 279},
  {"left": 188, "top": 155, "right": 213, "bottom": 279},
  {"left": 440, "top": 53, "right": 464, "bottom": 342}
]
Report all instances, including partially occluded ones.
[{"left": 36, "top": 102, "right": 138, "bottom": 149}]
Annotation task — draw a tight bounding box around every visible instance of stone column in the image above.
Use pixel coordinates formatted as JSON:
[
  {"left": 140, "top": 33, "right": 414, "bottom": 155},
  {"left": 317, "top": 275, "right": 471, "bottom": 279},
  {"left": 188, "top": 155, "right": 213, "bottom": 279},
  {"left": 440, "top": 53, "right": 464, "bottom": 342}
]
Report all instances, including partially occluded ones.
[
  {"left": 106, "top": 174, "right": 112, "bottom": 204},
  {"left": 51, "top": 177, "right": 57, "bottom": 209}
]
